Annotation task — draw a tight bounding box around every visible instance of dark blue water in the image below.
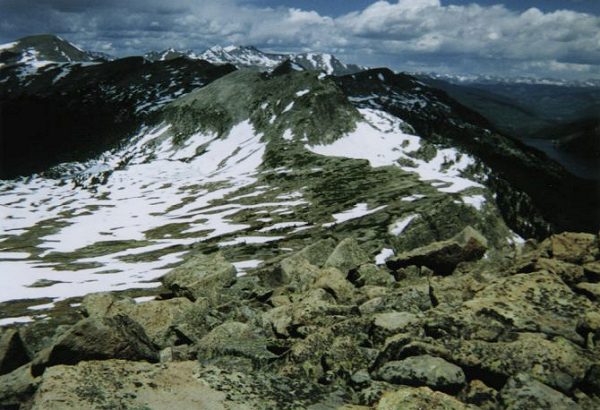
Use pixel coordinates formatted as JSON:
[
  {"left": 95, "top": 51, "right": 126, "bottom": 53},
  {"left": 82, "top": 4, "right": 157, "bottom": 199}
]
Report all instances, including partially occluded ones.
[{"left": 521, "top": 138, "right": 599, "bottom": 181}]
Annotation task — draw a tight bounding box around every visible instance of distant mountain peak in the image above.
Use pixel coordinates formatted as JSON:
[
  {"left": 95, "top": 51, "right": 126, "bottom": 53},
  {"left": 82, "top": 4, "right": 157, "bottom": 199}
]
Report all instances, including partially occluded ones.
[
  {"left": 0, "top": 33, "right": 111, "bottom": 70},
  {"left": 195, "top": 44, "right": 364, "bottom": 75}
]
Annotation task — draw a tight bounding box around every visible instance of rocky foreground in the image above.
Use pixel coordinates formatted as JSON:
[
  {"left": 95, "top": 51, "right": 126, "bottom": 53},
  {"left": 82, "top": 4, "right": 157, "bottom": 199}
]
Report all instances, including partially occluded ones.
[{"left": 1, "top": 228, "right": 600, "bottom": 409}]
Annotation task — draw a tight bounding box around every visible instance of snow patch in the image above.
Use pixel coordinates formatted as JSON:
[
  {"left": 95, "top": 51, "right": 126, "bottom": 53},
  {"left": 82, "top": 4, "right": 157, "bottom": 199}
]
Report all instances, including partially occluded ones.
[
  {"left": 375, "top": 248, "right": 394, "bottom": 265},
  {"left": 390, "top": 214, "right": 418, "bottom": 236},
  {"left": 324, "top": 203, "right": 387, "bottom": 226}
]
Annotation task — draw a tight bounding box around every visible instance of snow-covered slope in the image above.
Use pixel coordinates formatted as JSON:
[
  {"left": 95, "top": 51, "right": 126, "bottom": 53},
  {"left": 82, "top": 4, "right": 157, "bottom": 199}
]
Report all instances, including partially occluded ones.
[
  {"left": 144, "top": 48, "right": 200, "bottom": 62},
  {"left": 0, "top": 34, "right": 101, "bottom": 69},
  {"left": 0, "top": 68, "right": 526, "bottom": 323},
  {"left": 198, "top": 45, "right": 286, "bottom": 69}
]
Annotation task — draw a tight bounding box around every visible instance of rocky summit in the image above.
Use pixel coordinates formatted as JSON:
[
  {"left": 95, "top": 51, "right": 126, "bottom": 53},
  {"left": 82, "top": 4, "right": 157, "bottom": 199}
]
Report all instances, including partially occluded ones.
[
  {"left": 0, "top": 230, "right": 599, "bottom": 409},
  {"left": 0, "top": 34, "right": 599, "bottom": 409}
]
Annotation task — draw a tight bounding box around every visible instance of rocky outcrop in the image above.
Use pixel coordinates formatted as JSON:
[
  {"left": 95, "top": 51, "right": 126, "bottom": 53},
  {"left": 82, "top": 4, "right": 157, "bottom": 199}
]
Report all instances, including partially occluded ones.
[{"left": 1, "top": 229, "right": 599, "bottom": 409}]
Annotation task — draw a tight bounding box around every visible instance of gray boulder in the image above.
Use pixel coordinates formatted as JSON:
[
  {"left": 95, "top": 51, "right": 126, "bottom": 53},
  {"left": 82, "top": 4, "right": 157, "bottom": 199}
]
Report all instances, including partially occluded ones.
[
  {"left": 162, "top": 251, "right": 237, "bottom": 302},
  {"left": 31, "top": 315, "right": 158, "bottom": 376},
  {"left": 324, "top": 237, "right": 371, "bottom": 274},
  {"left": 500, "top": 373, "right": 582, "bottom": 410},
  {"left": 387, "top": 226, "right": 488, "bottom": 275},
  {"left": 375, "top": 355, "right": 466, "bottom": 392}
]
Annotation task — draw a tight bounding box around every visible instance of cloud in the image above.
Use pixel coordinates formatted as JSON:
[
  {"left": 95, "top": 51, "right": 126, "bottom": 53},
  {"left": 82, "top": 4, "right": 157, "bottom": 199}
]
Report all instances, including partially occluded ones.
[{"left": 0, "top": 0, "right": 598, "bottom": 79}]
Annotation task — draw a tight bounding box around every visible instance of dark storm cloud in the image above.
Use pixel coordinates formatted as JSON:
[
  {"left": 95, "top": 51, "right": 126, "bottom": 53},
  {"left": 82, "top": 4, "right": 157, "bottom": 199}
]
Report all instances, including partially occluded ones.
[{"left": 0, "top": 0, "right": 598, "bottom": 80}]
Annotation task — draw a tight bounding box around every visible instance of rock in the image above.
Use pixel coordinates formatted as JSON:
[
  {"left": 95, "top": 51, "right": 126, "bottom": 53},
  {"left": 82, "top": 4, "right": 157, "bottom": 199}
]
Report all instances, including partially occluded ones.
[
  {"left": 280, "top": 255, "right": 321, "bottom": 289},
  {"left": 83, "top": 293, "right": 195, "bottom": 347},
  {"left": 375, "top": 355, "right": 466, "bottom": 393},
  {"left": 30, "top": 360, "right": 243, "bottom": 410},
  {"left": 460, "top": 379, "right": 499, "bottom": 410},
  {"left": 372, "top": 311, "right": 421, "bottom": 342},
  {"left": 81, "top": 292, "right": 134, "bottom": 318},
  {"left": 576, "top": 282, "right": 600, "bottom": 301},
  {"left": 387, "top": 226, "right": 488, "bottom": 275},
  {"left": 296, "top": 238, "right": 338, "bottom": 266},
  {"left": 196, "top": 321, "right": 278, "bottom": 368},
  {"left": 278, "top": 238, "right": 337, "bottom": 288},
  {"left": 0, "top": 328, "right": 30, "bottom": 375},
  {"left": 195, "top": 364, "right": 334, "bottom": 409},
  {"left": 500, "top": 373, "right": 582, "bottom": 410},
  {"left": 431, "top": 271, "right": 595, "bottom": 343},
  {"left": 428, "top": 270, "right": 490, "bottom": 307},
  {"left": 550, "top": 232, "right": 598, "bottom": 264},
  {"left": 31, "top": 315, "right": 158, "bottom": 377},
  {"left": 376, "top": 386, "right": 472, "bottom": 410},
  {"left": 454, "top": 332, "right": 591, "bottom": 392},
  {"left": 160, "top": 345, "right": 195, "bottom": 362},
  {"left": 291, "top": 288, "right": 358, "bottom": 328},
  {"left": 125, "top": 297, "right": 195, "bottom": 347},
  {"left": 355, "top": 264, "right": 395, "bottom": 287},
  {"left": 312, "top": 267, "right": 356, "bottom": 303},
  {"left": 535, "top": 257, "right": 585, "bottom": 285},
  {"left": 359, "top": 277, "right": 432, "bottom": 314},
  {"left": 324, "top": 237, "right": 371, "bottom": 274},
  {"left": 0, "top": 364, "right": 39, "bottom": 409},
  {"left": 162, "top": 251, "right": 237, "bottom": 302}
]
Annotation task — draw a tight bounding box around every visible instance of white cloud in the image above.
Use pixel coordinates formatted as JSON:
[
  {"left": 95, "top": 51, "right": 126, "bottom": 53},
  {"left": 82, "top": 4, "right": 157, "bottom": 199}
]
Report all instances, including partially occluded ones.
[{"left": 1, "top": 0, "right": 599, "bottom": 79}]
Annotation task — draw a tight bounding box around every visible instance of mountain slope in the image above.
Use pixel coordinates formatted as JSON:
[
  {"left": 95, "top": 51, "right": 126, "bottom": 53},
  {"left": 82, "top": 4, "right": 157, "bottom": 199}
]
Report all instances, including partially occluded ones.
[
  {"left": 0, "top": 65, "right": 527, "bottom": 317},
  {"left": 0, "top": 34, "right": 99, "bottom": 69},
  {"left": 336, "top": 68, "right": 600, "bottom": 236},
  {"left": 0, "top": 56, "right": 235, "bottom": 178}
]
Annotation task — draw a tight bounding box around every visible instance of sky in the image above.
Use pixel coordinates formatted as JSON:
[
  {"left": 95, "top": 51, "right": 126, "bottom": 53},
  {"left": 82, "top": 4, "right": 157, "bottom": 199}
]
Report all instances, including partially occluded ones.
[{"left": 1, "top": 0, "right": 599, "bottom": 80}]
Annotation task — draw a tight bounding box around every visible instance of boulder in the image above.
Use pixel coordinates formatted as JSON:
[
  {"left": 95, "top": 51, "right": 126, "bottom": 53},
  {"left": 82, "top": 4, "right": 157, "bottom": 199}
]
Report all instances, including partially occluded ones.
[
  {"left": 454, "top": 333, "right": 591, "bottom": 392},
  {"left": 376, "top": 386, "right": 472, "bottom": 410},
  {"left": 280, "top": 255, "right": 321, "bottom": 289},
  {"left": 359, "top": 277, "right": 432, "bottom": 314},
  {"left": 162, "top": 251, "right": 236, "bottom": 301},
  {"left": 429, "top": 271, "right": 596, "bottom": 343},
  {"left": 499, "top": 373, "right": 582, "bottom": 410},
  {"left": 387, "top": 226, "right": 487, "bottom": 275},
  {"left": 550, "top": 232, "right": 598, "bottom": 264},
  {"left": 372, "top": 311, "right": 421, "bottom": 342},
  {"left": 355, "top": 264, "right": 395, "bottom": 287},
  {"left": 459, "top": 379, "right": 499, "bottom": 410},
  {"left": 278, "top": 238, "right": 337, "bottom": 288},
  {"left": 374, "top": 355, "right": 466, "bottom": 393},
  {"left": 81, "top": 292, "right": 134, "bottom": 318},
  {"left": 295, "top": 238, "right": 338, "bottom": 267},
  {"left": 0, "top": 328, "right": 30, "bottom": 375},
  {"left": 30, "top": 360, "right": 241, "bottom": 410},
  {"left": 82, "top": 293, "right": 195, "bottom": 347},
  {"left": 31, "top": 315, "right": 158, "bottom": 376},
  {"left": 196, "top": 322, "right": 278, "bottom": 368},
  {"left": 125, "top": 297, "right": 195, "bottom": 347},
  {"left": 0, "top": 364, "right": 39, "bottom": 409},
  {"left": 324, "top": 237, "right": 371, "bottom": 274},
  {"left": 312, "top": 267, "right": 356, "bottom": 303}
]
